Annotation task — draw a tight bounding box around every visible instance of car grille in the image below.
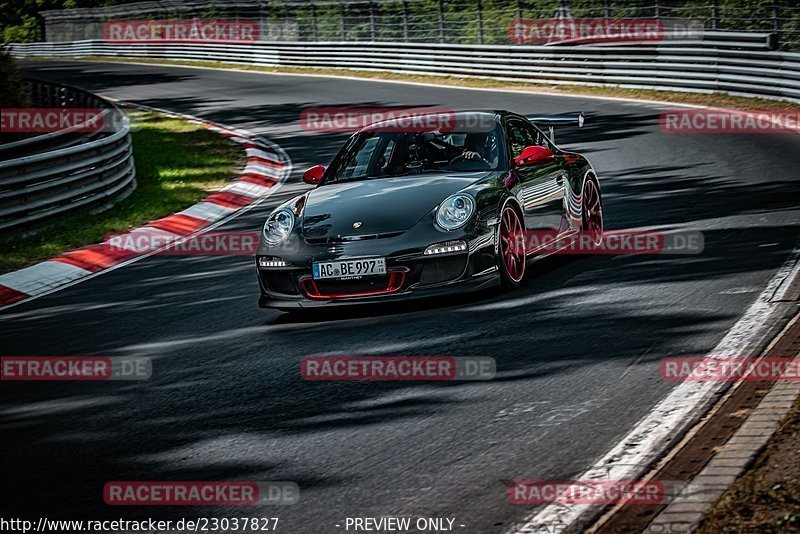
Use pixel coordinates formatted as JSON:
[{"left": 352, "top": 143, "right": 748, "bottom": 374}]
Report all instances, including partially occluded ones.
[
  {"left": 419, "top": 255, "right": 468, "bottom": 285},
  {"left": 300, "top": 271, "right": 405, "bottom": 299},
  {"left": 260, "top": 271, "right": 299, "bottom": 295}
]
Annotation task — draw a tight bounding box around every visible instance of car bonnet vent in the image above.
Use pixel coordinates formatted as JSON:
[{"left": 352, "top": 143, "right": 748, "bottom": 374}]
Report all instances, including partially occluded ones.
[{"left": 305, "top": 231, "right": 404, "bottom": 245}]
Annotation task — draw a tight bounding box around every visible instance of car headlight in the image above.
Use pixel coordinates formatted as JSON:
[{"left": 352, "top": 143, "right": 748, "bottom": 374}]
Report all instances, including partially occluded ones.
[
  {"left": 263, "top": 209, "right": 295, "bottom": 245},
  {"left": 436, "top": 194, "right": 475, "bottom": 231}
]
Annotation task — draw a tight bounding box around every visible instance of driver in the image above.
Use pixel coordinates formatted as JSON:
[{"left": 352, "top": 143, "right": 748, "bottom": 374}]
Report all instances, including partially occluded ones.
[{"left": 461, "top": 131, "right": 499, "bottom": 165}]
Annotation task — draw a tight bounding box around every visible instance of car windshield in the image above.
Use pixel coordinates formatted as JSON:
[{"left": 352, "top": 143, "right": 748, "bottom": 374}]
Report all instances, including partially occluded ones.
[{"left": 324, "top": 123, "right": 505, "bottom": 183}]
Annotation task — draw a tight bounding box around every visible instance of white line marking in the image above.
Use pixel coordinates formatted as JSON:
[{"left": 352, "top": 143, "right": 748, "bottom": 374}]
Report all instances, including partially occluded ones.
[
  {"left": 0, "top": 261, "right": 94, "bottom": 297},
  {"left": 508, "top": 245, "right": 800, "bottom": 534},
  {"left": 221, "top": 181, "right": 274, "bottom": 198},
  {"left": 769, "top": 247, "right": 800, "bottom": 302},
  {"left": 243, "top": 162, "right": 283, "bottom": 178},
  {"left": 229, "top": 136, "right": 265, "bottom": 145},
  {"left": 129, "top": 226, "right": 182, "bottom": 239},
  {"left": 178, "top": 201, "right": 238, "bottom": 221},
  {"left": 245, "top": 147, "right": 281, "bottom": 161}
]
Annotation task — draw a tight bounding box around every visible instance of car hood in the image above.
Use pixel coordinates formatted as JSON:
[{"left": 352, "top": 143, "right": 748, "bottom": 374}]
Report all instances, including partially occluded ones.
[{"left": 302, "top": 173, "right": 488, "bottom": 239}]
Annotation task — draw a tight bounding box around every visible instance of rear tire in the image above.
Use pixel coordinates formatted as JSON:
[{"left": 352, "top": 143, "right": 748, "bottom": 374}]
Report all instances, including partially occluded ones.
[
  {"left": 497, "top": 203, "right": 526, "bottom": 289},
  {"left": 581, "top": 178, "right": 603, "bottom": 246}
]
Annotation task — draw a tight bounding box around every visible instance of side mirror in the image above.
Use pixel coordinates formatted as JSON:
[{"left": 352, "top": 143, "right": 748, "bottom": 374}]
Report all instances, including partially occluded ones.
[
  {"left": 515, "top": 146, "right": 554, "bottom": 168},
  {"left": 303, "top": 165, "right": 325, "bottom": 185}
]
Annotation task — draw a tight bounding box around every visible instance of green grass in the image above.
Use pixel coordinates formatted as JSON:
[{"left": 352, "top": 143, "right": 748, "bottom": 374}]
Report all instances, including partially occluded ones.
[{"left": 0, "top": 109, "right": 242, "bottom": 273}]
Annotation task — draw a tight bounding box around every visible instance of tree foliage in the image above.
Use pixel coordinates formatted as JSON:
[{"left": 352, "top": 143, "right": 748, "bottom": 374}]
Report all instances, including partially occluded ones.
[
  {"left": 0, "top": 0, "right": 798, "bottom": 50},
  {"left": 0, "top": 44, "right": 30, "bottom": 106},
  {"left": 0, "top": 1, "right": 127, "bottom": 42}
]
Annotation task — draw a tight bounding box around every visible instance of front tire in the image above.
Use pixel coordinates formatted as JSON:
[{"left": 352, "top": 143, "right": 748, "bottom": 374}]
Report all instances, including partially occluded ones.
[{"left": 497, "top": 204, "right": 526, "bottom": 288}]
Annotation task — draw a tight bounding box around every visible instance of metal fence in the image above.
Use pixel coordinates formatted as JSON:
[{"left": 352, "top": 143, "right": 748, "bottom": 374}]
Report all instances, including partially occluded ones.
[
  {"left": 10, "top": 37, "right": 800, "bottom": 103},
  {"left": 0, "top": 80, "right": 135, "bottom": 234},
  {"left": 36, "top": 0, "right": 800, "bottom": 51}
]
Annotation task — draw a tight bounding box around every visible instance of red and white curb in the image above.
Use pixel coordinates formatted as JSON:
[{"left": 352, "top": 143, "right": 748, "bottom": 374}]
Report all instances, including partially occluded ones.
[{"left": 0, "top": 103, "right": 291, "bottom": 310}]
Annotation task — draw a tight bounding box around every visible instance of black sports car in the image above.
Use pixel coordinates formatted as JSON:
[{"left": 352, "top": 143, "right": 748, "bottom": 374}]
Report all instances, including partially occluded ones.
[{"left": 256, "top": 110, "right": 602, "bottom": 310}]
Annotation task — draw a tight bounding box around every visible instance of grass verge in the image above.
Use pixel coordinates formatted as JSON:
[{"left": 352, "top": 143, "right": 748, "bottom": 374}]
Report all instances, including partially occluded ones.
[
  {"left": 697, "top": 395, "right": 800, "bottom": 533},
  {"left": 24, "top": 55, "right": 800, "bottom": 112},
  {"left": 0, "top": 109, "right": 241, "bottom": 273}
]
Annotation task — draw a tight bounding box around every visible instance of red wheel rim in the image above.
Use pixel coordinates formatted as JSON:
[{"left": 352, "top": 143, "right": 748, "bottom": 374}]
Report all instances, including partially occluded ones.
[
  {"left": 584, "top": 180, "right": 603, "bottom": 245},
  {"left": 499, "top": 206, "right": 526, "bottom": 283}
]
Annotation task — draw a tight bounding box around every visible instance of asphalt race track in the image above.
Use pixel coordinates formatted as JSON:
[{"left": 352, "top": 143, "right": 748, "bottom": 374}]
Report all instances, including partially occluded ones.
[{"left": 3, "top": 60, "right": 800, "bottom": 532}]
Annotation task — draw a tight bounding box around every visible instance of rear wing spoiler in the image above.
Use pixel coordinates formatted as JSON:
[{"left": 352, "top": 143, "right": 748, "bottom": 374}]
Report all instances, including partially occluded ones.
[{"left": 527, "top": 112, "right": 585, "bottom": 144}]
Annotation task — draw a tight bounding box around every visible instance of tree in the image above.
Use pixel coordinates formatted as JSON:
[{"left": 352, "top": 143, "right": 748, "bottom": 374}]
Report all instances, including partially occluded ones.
[
  {"left": 0, "top": 44, "right": 30, "bottom": 107},
  {"left": 3, "top": 14, "right": 42, "bottom": 43}
]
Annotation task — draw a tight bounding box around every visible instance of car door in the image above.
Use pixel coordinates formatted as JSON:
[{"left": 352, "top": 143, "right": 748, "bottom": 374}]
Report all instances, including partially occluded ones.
[{"left": 505, "top": 118, "right": 566, "bottom": 236}]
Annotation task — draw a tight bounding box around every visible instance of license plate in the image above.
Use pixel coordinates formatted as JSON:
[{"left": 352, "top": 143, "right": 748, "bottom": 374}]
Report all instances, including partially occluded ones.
[{"left": 313, "top": 258, "right": 387, "bottom": 280}]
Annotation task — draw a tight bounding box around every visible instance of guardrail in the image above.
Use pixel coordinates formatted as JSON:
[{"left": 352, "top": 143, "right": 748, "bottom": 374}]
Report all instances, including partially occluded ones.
[
  {"left": 34, "top": 0, "right": 800, "bottom": 50},
  {"left": 10, "top": 39, "right": 800, "bottom": 104},
  {"left": 0, "top": 80, "right": 135, "bottom": 234}
]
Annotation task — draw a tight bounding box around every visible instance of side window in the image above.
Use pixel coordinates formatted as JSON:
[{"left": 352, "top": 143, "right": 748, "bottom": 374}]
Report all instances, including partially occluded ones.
[
  {"left": 506, "top": 119, "right": 553, "bottom": 159},
  {"left": 505, "top": 120, "right": 536, "bottom": 158},
  {"left": 523, "top": 122, "right": 551, "bottom": 149}
]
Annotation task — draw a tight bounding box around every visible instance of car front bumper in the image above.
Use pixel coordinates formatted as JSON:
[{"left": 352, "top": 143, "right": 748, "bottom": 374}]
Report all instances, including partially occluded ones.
[{"left": 256, "top": 227, "right": 499, "bottom": 310}]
